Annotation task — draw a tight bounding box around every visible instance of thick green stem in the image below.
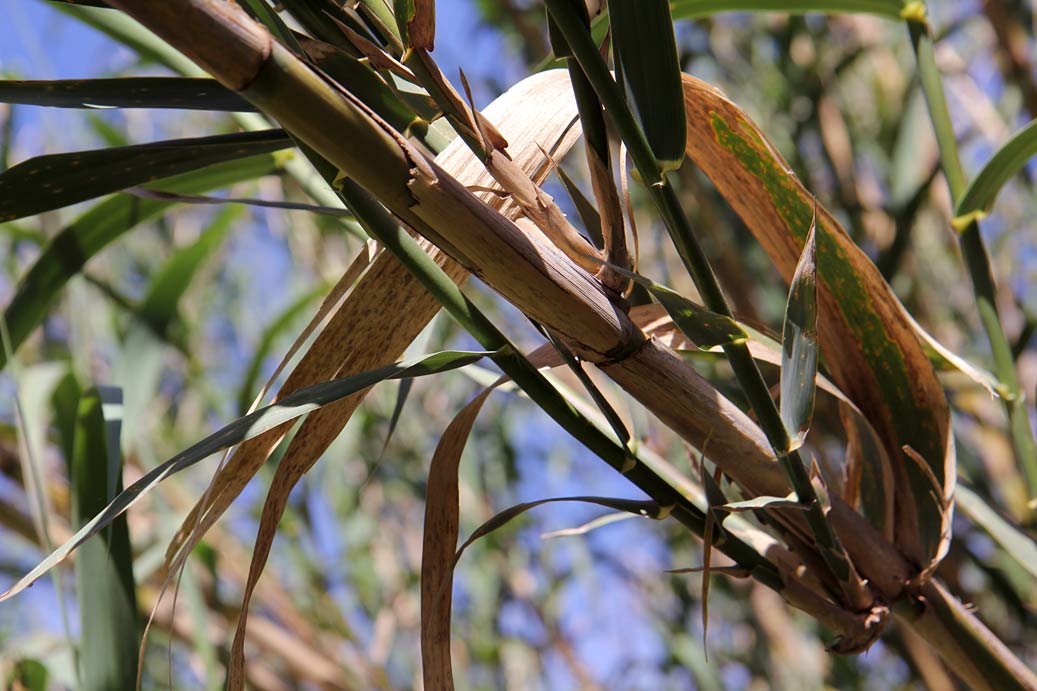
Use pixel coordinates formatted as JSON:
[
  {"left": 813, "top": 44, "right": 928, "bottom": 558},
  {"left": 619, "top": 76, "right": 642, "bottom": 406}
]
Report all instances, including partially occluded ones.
[
  {"left": 545, "top": 0, "right": 861, "bottom": 604},
  {"left": 908, "top": 17, "right": 1037, "bottom": 502}
]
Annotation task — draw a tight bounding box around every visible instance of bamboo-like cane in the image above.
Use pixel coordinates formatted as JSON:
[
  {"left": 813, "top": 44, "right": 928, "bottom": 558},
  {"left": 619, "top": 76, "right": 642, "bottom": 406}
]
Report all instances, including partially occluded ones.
[{"left": 97, "top": 2, "right": 1037, "bottom": 688}]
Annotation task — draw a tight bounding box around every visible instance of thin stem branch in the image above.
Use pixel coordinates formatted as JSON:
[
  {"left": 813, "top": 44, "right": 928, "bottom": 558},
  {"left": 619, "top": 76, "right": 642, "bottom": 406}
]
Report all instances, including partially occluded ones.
[{"left": 907, "top": 14, "right": 1037, "bottom": 502}]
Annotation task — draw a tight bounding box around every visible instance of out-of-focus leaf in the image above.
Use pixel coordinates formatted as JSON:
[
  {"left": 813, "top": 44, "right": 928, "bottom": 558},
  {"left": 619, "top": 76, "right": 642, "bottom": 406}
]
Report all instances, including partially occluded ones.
[
  {"left": 610, "top": 0, "right": 686, "bottom": 173},
  {"left": 70, "top": 387, "right": 139, "bottom": 691},
  {"left": 780, "top": 211, "right": 818, "bottom": 450},
  {"left": 669, "top": 0, "right": 906, "bottom": 18},
  {"left": 953, "top": 119, "right": 1037, "bottom": 230},
  {"left": 956, "top": 485, "right": 1037, "bottom": 579},
  {"left": 236, "top": 283, "right": 331, "bottom": 415},
  {"left": 0, "top": 349, "right": 493, "bottom": 601},
  {"left": 0, "top": 129, "right": 292, "bottom": 222},
  {"left": 0, "top": 78, "right": 255, "bottom": 111},
  {"left": 55, "top": 4, "right": 202, "bottom": 76},
  {"left": 137, "top": 205, "right": 238, "bottom": 340},
  {"left": 0, "top": 151, "right": 286, "bottom": 371},
  {"left": 682, "top": 74, "right": 953, "bottom": 572},
  {"left": 6, "top": 659, "right": 49, "bottom": 691}
]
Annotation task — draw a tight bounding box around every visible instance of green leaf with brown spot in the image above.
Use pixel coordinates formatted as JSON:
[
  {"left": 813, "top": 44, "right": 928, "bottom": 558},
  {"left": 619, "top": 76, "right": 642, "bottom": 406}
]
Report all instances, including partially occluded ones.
[{"left": 681, "top": 75, "right": 953, "bottom": 572}]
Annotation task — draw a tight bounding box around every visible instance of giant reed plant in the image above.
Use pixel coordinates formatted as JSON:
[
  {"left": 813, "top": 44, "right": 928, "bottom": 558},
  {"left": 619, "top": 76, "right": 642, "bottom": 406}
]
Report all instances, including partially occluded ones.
[{"left": 1, "top": 1, "right": 1036, "bottom": 689}]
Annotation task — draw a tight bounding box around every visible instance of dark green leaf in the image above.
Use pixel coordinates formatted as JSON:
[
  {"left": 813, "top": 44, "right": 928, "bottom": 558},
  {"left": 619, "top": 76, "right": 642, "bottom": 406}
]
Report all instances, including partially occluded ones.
[
  {"left": 0, "top": 129, "right": 292, "bottom": 222},
  {"left": 610, "top": 266, "right": 749, "bottom": 348},
  {"left": 0, "top": 78, "right": 255, "bottom": 111},
  {"left": 555, "top": 163, "right": 604, "bottom": 248},
  {"left": 610, "top": 0, "right": 686, "bottom": 172},
  {"left": 0, "top": 152, "right": 285, "bottom": 371},
  {"left": 71, "top": 387, "right": 139, "bottom": 691},
  {"left": 137, "top": 205, "right": 238, "bottom": 340}
]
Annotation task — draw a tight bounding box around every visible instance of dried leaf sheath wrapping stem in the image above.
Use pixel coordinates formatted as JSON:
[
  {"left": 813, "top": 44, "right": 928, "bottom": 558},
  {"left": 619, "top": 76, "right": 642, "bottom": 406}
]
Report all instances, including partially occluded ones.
[
  {"left": 96, "top": 4, "right": 1037, "bottom": 687},
  {"left": 106, "top": 0, "right": 874, "bottom": 592}
]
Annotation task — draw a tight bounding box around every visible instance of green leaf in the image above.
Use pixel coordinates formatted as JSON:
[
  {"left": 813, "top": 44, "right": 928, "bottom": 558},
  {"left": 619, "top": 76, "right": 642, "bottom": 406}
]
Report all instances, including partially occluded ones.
[
  {"left": 780, "top": 209, "right": 819, "bottom": 450},
  {"left": 683, "top": 73, "right": 953, "bottom": 570},
  {"left": 0, "top": 78, "right": 255, "bottom": 111},
  {"left": 956, "top": 485, "right": 1037, "bottom": 579},
  {"left": 610, "top": 0, "right": 686, "bottom": 173},
  {"left": 6, "top": 659, "right": 49, "bottom": 691},
  {"left": 611, "top": 266, "right": 749, "bottom": 348},
  {"left": 70, "top": 387, "right": 139, "bottom": 691},
  {"left": 53, "top": 4, "right": 203, "bottom": 77},
  {"left": 137, "top": 205, "right": 237, "bottom": 340},
  {"left": 238, "top": 0, "right": 305, "bottom": 54},
  {"left": 0, "top": 349, "right": 494, "bottom": 601},
  {"left": 276, "top": 0, "right": 368, "bottom": 49},
  {"left": 0, "top": 129, "right": 292, "bottom": 222},
  {"left": 304, "top": 43, "right": 427, "bottom": 136},
  {"left": 953, "top": 119, "right": 1037, "bottom": 229},
  {"left": 0, "top": 152, "right": 285, "bottom": 371},
  {"left": 555, "top": 163, "right": 604, "bottom": 248},
  {"left": 669, "top": 0, "right": 907, "bottom": 19}
]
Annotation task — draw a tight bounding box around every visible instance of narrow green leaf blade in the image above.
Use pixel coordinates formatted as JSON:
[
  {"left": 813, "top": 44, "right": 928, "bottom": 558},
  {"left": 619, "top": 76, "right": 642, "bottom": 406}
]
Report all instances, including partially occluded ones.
[
  {"left": 669, "top": 0, "right": 906, "bottom": 19},
  {"left": 956, "top": 485, "right": 1037, "bottom": 579},
  {"left": 0, "top": 349, "right": 494, "bottom": 601},
  {"left": 137, "top": 206, "right": 237, "bottom": 339},
  {"left": 0, "top": 151, "right": 285, "bottom": 371},
  {"left": 610, "top": 0, "right": 686, "bottom": 172},
  {"left": 0, "top": 129, "right": 292, "bottom": 222},
  {"left": 0, "top": 78, "right": 255, "bottom": 111},
  {"left": 71, "top": 387, "right": 139, "bottom": 691},
  {"left": 954, "top": 119, "right": 1037, "bottom": 228},
  {"left": 780, "top": 210, "right": 819, "bottom": 449},
  {"left": 611, "top": 266, "right": 748, "bottom": 348}
]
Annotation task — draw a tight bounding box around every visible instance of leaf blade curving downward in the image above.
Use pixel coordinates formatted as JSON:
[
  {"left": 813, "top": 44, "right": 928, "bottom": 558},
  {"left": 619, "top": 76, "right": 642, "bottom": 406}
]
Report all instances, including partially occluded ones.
[
  {"left": 0, "top": 349, "right": 493, "bottom": 602},
  {"left": 681, "top": 74, "right": 953, "bottom": 572}
]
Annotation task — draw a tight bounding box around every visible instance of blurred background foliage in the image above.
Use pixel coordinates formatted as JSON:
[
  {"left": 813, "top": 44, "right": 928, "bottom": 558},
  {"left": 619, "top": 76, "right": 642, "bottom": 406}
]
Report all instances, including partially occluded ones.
[{"left": 0, "top": 0, "right": 1035, "bottom": 689}]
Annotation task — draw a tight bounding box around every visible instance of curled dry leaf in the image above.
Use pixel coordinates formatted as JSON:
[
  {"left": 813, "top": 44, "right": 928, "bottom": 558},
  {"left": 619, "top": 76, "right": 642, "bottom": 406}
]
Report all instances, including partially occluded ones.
[
  {"left": 681, "top": 75, "right": 954, "bottom": 574},
  {"left": 204, "top": 70, "right": 583, "bottom": 689}
]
